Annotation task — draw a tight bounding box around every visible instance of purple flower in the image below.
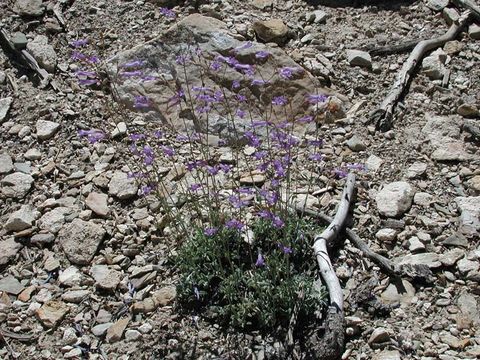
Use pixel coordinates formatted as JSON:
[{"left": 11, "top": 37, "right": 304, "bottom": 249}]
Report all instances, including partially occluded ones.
[
  {"left": 121, "top": 60, "right": 146, "bottom": 68},
  {"left": 333, "top": 168, "right": 348, "bottom": 178},
  {"left": 77, "top": 79, "right": 99, "bottom": 86},
  {"left": 232, "top": 41, "right": 253, "bottom": 53},
  {"left": 255, "top": 50, "right": 270, "bottom": 59},
  {"left": 141, "top": 184, "right": 155, "bottom": 196},
  {"left": 176, "top": 134, "right": 189, "bottom": 142},
  {"left": 143, "top": 145, "right": 155, "bottom": 165},
  {"left": 218, "top": 164, "right": 232, "bottom": 173},
  {"left": 71, "top": 51, "right": 87, "bottom": 61},
  {"left": 244, "top": 131, "right": 261, "bottom": 147},
  {"left": 237, "top": 187, "right": 254, "bottom": 195},
  {"left": 189, "top": 183, "right": 202, "bottom": 192},
  {"left": 161, "top": 146, "right": 175, "bottom": 157},
  {"left": 78, "top": 129, "right": 105, "bottom": 144},
  {"left": 153, "top": 130, "right": 163, "bottom": 138},
  {"left": 347, "top": 163, "right": 366, "bottom": 171},
  {"left": 307, "top": 94, "right": 328, "bottom": 104},
  {"left": 160, "top": 7, "right": 176, "bottom": 18},
  {"left": 120, "top": 70, "right": 143, "bottom": 78},
  {"left": 75, "top": 70, "right": 97, "bottom": 77},
  {"left": 234, "top": 63, "right": 255, "bottom": 76},
  {"left": 309, "top": 153, "right": 324, "bottom": 161},
  {"left": 207, "top": 165, "right": 220, "bottom": 175},
  {"left": 236, "top": 109, "right": 246, "bottom": 118},
  {"left": 278, "top": 244, "right": 292, "bottom": 254},
  {"left": 204, "top": 227, "right": 218, "bottom": 236},
  {"left": 216, "top": 55, "right": 238, "bottom": 66},
  {"left": 272, "top": 215, "right": 285, "bottom": 229},
  {"left": 210, "top": 60, "right": 222, "bottom": 71},
  {"left": 186, "top": 160, "right": 206, "bottom": 171},
  {"left": 87, "top": 55, "right": 100, "bottom": 64},
  {"left": 175, "top": 54, "right": 191, "bottom": 65},
  {"left": 70, "top": 39, "right": 88, "bottom": 47},
  {"left": 255, "top": 253, "right": 265, "bottom": 267},
  {"left": 296, "top": 115, "right": 314, "bottom": 124},
  {"left": 273, "top": 159, "right": 286, "bottom": 177},
  {"left": 232, "top": 80, "right": 241, "bottom": 89},
  {"left": 308, "top": 139, "right": 323, "bottom": 147},
  {"left": 279, "top": 66, "right": 302, "bottom": 79},
  {"left": 228, "top": 195, "right": 250, "bottom": 209},
  {"left": 257, "top": 209, "right": 272, "bottom": 219},
  {"left": 141, "top": 75, "right": 157, "bottom": 82},
  {"left": 253, "top": 150, "right": 267, "bottom": 160},
  {"left": 225, "top": 219, "right": 244, "bottom": 230},
  {"left": 129, "top": 133, "right": 146, "bottom": 142},
  {"left": 272, "top": 96, "right": 287, "bottom": 106},
  {"left": 236, "top": 94, "right": 247, "bottom": 102},
  {"left": 134, "top": 95, "right": 151, "bottom": 109},
  {"left": 259, "top": 189, "right": 279, "bottom": 206},
  {"left": 168, "top": 88, "right": 185, "bottom": 105},
  {"left": 251, "top": 78, "right": 268, "bottom": 86}
]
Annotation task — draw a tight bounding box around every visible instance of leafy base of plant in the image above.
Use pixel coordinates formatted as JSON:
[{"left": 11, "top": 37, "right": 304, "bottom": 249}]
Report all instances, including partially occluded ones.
[{"left": 176, "top": 214, "right": 327, "bottom": 333}]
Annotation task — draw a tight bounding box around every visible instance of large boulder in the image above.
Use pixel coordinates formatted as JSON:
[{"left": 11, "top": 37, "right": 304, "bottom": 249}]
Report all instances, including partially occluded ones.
[{"left": 109, "top": 14, "right": 345, "bottom": 140}]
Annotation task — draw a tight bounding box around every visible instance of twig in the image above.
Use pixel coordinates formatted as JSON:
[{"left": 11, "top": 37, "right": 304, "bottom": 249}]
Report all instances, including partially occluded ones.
[
  {"left": 312, "top": 173, "right": 355, "bottom": 312},
  {"left": 363, "top": 39, "right": 420, "bottom": 56},
  {"left": 0, "top": 27, "right": 59, "bottom": 91},
  {"left": 369, "top": 10, "right": 472, "bottom": 131},
  {"left": 452, "top": 0, "right": 480, "bottom": 20},
  {"left": 53, "top": 3, "right": 67, "bottom": 30}
]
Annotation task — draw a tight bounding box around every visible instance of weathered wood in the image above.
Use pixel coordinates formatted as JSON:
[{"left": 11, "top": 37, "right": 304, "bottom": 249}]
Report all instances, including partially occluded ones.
[
  {"left": 452, "top": 0, "right": 480, "bottom": 20},
  {"left": 370, "top": 10, "right": 472, "bottom": 131},
  {"left": 364, "top": 39, "right": 420, "bottom": 56}
]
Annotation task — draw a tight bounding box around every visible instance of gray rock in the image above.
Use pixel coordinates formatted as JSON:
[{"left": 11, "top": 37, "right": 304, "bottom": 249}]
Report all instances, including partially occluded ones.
[
  {"left": 30, "top": 233, "right": 55, "bottom": 247},
  {"left": 92, "top": 322, "right": 113, "bottom": 337},
  {"left": 440, "top": 249, "right": 464, "bottom": 267},
  {"left": 457, "top": 291, "right": 480, "bottom": 327},
  {"left": 406, "top": 162, "right": 427, "bottom": 179},
  {"left": 26, "top": 35, "right": 57, "bottom": 73},
  {"left": 0, "top": 237, "right": 23, "bottom": 266},
  {"left": 375, "top": 228, "right": 397, "bottom": 242},
  {"left": 372, "top": 350, "right": 401, "bottom": 360},
  {"left": 376, "top": 181, "right": 415, "bottom": 217},
  {"left": 24, "top": 148, "right": 42, "bottom": 161},
  {"left": 90, "top": 265, "right": 121, "bottom": 291},
  {"left": 413, "top": 192, "right": 434, "bottom": 207},
  {"left": 125, "top": 329, "right": 142, "bottom": 342},
  {"left": 85, "top": 192, "right": 109, "bottom": 217},
  {"left": 138, "top": 323, "right": 153, "bottom": 334},
  {"left": 469, "top": 23, "right": 480, "bottom": 40},
  {"left": 422, "top": 48, "right": 447, "bottom": 80},
  {"left": 408, "top": 236, "right": 426, "bottom": 252},
  {"left": 306, "top": 10, "right": 328, "bottom": 24},
  {"left": 346, "top": 49, "right": 372, "bottom": 68},
  {"left": 422, "top": 114, "right": 461, "bottom": 143},
  {"left": 62, "top": 327, "right": 78, "bottom": 345},
  {"left": 397, "top": 252, "right": 441, "bottom": 269},
  {"left": 108, "top": 171, "right": 138, "bottom": 200},
  {"left": 346, "top": 135, "right": 366, "bottom": 152},
  {"left": 109, "top": 14, "right": 343, "bottom": 138},
  {"left": 0, "top": 153, "right": 14, "bottom": 174},
  {"left": 442, "top": 233, "right": 468, "bottom": 247},
  {"left": 5, "top": 204, "right": 40, "bottom": 232},
  {"left": 431, "top": 141, "right": 471, "bottom": 161},
  {"left": 1, "top": 172, "right": 34, "bottom": 198},
  {"left": 58, "top": 219, "right": 105, "bottom": 265},
  {"left": 455, "top": 196, "right": 480, "bottom": 236},
  {"left": 11, "top": 32, "right": 28, "bottom": 50},
  {"left": 252, "top": 0, "right": 273, "bottom": 10},
  {"left": 457, "top": 258, "right": 479, "bottom": 274},
  {"left": 106, "top": 317, "right": 129, "bottom": 343},
  {"left": 366, "top": 154, "right": 383, "bottom": 172},
  {"left": 37, "top": 207, "right": 71, "bottom": 234},
  {"left": 0, "top": 97, "right": 13, "bottom": 123},
  {"left": 61, "top": 290, "right": 90, "bottom": 303},
  {"left": 13, "top": 0, "right": 45, "bottom": 16},
  {"left": 58, "top": 266, "right": 83, "bottom": 287},
  {"left": 426, "top": 0, "right": 448, "bottom": 11},
  {"left": 368, "top": 327, "right": 390, "bottom": 344},
  {"left": 0, "top": 275, "right": 24, "bottom": 295},
  {"left": 111, "top": 122, "right": 127, "bottom": 138},
  {"left": 253, "top": 19, "right": 289, "bottom": 44},
  {"left": 36, "top": 120, "right": 60, "bottom": 140},
  {"left": 443, "top": 7, "right": 460, "bottom": 25},
  {"left": 380, "top": 279, "right": 415, "bottom": 305},
  {"left": 35, "top": 300, "right": 69, "bottom": 328},
  {"left": 457, "top": 103, "right": 479, "bottom": 117}
]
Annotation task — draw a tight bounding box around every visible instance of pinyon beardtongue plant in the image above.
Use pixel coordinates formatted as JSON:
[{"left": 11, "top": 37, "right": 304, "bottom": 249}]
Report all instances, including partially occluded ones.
[{"left": 73, "top": 38, "right": 367, "bottom": 335}]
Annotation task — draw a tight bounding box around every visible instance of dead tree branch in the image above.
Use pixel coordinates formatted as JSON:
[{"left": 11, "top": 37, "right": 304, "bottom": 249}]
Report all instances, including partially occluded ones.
[
  {"left": 452, "top": 0, "right": 480, "bottom": 21},
  {"left": 369, "top": 10, "right": 472, "bottom": 132}
]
